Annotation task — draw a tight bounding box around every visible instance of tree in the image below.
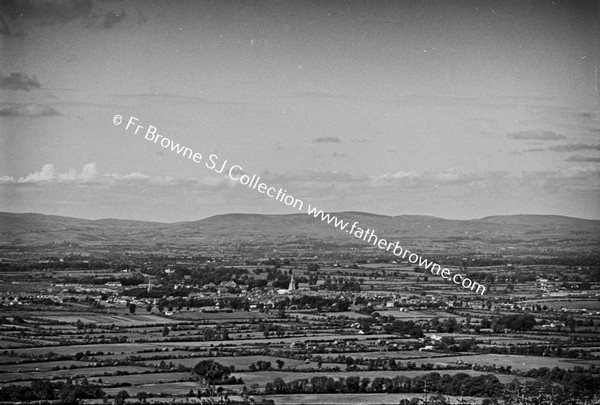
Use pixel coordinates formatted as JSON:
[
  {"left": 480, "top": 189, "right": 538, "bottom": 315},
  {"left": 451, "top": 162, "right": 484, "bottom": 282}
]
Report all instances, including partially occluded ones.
[
  {"left": 12, "top": 315, "right": 25, "bottom": 324},
  {"left": 192, "top": 360, "right": 232, "bottom": 400},
  {"left": 192, "top": 360, "right": 231, "bottom": 384},
  {"left": 136, "top": 391, "right": 149, "bottom": 403},
  {"left": 345, "top": 376, "right": 360, "bottom": 392},
  {"left": 114, "top": 390, "right": 129, "bottom": 405},
  {"left": 162, "top": 325, "right": 170, "bottom": 337},
  {"left": 128, "top": 303, "right": 136, "bottom": 314},
  {"left": 493, "top": 314, "right": 536, "bottom": 332},
  {"left": 31, "top": 380, "right": 54, "bottom": 400},
  {"left": 272, "top": 377, "right": 287, "bottom": 394},
  {"left": 276, "top": 359, "right": 285, "bottom": 370},
  {"left": 221, "top": 329, "right": 229, "bottom": 340},
  {"left": 430, "top": 392, "right": 451, "bottom": 404}
]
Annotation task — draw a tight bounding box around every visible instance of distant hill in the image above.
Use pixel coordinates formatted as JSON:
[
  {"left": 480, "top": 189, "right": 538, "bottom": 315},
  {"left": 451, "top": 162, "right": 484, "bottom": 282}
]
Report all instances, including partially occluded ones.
[{"left": 1, "top": 211, "right": 599, "bottom": 256}]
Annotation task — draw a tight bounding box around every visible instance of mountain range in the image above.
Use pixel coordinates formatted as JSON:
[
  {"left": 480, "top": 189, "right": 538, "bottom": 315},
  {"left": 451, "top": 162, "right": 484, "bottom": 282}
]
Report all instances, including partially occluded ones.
[{"left": 1, "top": 211, "right": 599, "bottom": 257}]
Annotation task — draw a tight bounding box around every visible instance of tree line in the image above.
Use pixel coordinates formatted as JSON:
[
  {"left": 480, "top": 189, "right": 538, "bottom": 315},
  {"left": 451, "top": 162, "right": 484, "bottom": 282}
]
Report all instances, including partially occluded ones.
[{"left": 261, "top": 372, "right": 504, "bottom": 397}]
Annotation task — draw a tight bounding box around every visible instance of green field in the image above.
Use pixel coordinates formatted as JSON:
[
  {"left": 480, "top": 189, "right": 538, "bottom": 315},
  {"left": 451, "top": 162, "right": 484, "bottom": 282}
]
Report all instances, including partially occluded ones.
[
  {"left": 408, "top": 353, "right": 598, "bottom": 372},
  {"left": 143, "top": 355, "right": 308, "bottom": 369}
]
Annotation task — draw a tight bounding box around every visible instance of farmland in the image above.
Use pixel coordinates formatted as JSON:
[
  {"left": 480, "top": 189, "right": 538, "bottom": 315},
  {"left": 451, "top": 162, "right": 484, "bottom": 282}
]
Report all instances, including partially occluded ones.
[{"left": 0, "top": 212, "right": 599, "bottom": 404}]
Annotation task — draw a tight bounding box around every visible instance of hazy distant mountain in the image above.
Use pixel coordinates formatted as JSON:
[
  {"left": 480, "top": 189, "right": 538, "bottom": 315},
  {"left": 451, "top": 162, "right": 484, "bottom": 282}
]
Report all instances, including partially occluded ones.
[{"left": 1, "top": 211, "right": 599, "bottom": 256}]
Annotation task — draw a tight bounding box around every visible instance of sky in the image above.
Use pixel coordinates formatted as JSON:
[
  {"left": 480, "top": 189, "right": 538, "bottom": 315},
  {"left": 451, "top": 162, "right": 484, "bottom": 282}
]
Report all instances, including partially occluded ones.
[{"left": 0, "top": 0, "right": 599, "bottom": 222}]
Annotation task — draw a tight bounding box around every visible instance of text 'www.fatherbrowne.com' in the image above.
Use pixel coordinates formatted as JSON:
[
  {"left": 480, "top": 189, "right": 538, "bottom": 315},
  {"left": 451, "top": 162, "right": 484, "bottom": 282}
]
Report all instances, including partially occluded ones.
[{"left": 112, "top": 114, "right": 486, "bottom": 295}]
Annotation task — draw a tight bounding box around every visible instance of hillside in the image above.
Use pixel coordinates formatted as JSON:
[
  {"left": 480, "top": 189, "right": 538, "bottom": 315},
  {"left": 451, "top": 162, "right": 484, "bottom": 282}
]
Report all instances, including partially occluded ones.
[{"left": 1, "top": 211, "right": 599, "bottom": 256}]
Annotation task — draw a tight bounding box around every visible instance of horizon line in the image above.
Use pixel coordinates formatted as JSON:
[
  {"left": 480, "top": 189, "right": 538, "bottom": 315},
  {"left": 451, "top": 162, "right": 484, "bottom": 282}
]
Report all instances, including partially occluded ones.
[{"left": 1, "top": 209, "right": 598, "bottom": 225}]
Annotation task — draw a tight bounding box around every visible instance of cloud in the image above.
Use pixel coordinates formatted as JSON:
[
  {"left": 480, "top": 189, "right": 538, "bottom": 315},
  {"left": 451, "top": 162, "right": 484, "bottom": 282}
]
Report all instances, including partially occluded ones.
[
  {"left": 549, "top": 143, "right": 600, "bottom": 152},
  {"left": 0, "top": 72, "right": 40, "bottom": 91},
  {"left": 261, "top": 170, "right": 366, "bottom": 184},
  {"left": 373, "top": 167, "right": 515, "bottom": 189},
  {"left": 17, "top": 162, "right": 98, "bottom": 183},
  {"left": 3, "top": 164, "right": 598, "bottom": 221},
  {"left": 432, "top": 167, "right": 478, "bottom": 183},
  {"left": 147, "top": 176, "right": 178, "bottom": 186},
  {"left": 566, "top": 155, "right": 600, "bottom": 163},
  {"left": 123, "top": 172, "right": 150, "bottom": 180},
  {"left": 80, "top": 163, "right": 98, "bottom": 179},
  {"left": 374, "top": 170, "right": 419, "bottom": 181},
  {"left": 52, "top": 163, "right": 98, "bottom": 181},
  {"left": 507, "top": 130, "right": 566, "bottom": 141},
  {"left": 6, "top": 163, "right": 233, "bottom": 193},
  {"left": 0, "top": 103, "right": 59, "bottom": 117},
  {"left": 313, "top": 136, "right": 342, "bottom": 143},
  {"left": 18, "top": 164, "right": 57, "bottom": 183},
  {"left": 375, "top": 167, "right": 499, "bottom": 185}
]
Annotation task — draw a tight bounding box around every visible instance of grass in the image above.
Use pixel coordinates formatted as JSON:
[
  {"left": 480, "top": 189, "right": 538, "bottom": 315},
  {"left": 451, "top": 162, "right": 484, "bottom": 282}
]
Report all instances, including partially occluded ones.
[
  {"left": 12, "top": 343, "right": 154, "bottom": 356},
  {"left": 103, "top": 381, "right": 199, "bottom": 396},
  {"left": 172, "top": 311, "right": 269, "bottom": 320},
  {"left": 408, "top": 353, "right": 598, "bottom": 372},
  {"left": 143, "top": 355, "right": 308, "bottom": 369},
  {"left": 0, "top": 365, "right": 155, "bottom": 383},
  {"left": 0, "top": 360, "right": 90, "bottom": 372},
  {"left": 97, "top": 371, "right": 191, "bottom": 385},
  {"left": 343, "top": 350, "right": 450, "bottom": 360},
  {"left": 39, "top": 314, "right": 176, "bottom": 325}
]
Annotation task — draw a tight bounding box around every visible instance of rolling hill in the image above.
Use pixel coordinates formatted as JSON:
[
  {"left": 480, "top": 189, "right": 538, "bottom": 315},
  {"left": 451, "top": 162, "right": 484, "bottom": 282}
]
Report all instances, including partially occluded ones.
[{"left": 1, "top": 211, "right": 599, "bottom": 257}]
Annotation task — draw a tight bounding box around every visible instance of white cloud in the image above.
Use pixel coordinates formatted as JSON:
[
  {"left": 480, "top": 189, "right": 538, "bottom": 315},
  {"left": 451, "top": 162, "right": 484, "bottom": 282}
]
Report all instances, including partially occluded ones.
[
  {"left": 432, "top": 167, "right": 475, "bottom": 183},
  {"left": 58, "top": 169, "right": 78, "bottom": 181},
  {"left": 81, "top": 162, "right": 98, "bottom": 179},
  {"left": 18, "top": 163, "right": 99, "bottom": 183},
  {"left": 18, "top": 163, "right": 56, "bottom": 183},
  {"left": 374, "top": 170, "right": 419, "bottom": 181},
  {"left": 123, "top": 172, "right": 150, "bottom": 180},
  {"left": 147, "top": 176, "right": 179, "bottom": 186}
]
